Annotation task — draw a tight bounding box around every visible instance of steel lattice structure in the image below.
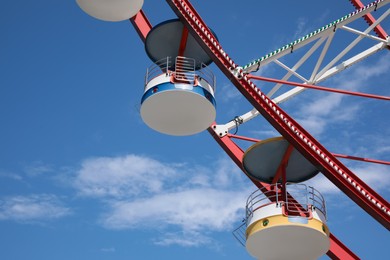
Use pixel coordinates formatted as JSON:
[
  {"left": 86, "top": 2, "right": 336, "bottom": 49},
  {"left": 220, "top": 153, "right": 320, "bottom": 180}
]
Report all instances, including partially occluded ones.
[{"left": 127, "top": 0, "right": 390, "bottom": 259}]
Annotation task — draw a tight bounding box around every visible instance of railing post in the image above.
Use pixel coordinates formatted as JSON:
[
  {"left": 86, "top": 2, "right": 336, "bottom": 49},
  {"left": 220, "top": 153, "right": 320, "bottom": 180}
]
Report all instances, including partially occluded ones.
[{"left": 145, "top": 67, "right": 149, "bottom": 87}]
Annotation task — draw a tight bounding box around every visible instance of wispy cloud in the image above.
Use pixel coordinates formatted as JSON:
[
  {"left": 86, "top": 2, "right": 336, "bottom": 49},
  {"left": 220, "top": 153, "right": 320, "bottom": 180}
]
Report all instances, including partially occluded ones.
[
  {"left": 24, "top": 161, "right": 53, "bottom": 177},
  {"left": 73, "top": 154, "right": 251, "bottom": 247},
  {"left": 73, "top": 155, "right": 180, "bottom": 198},
  {"left": 218, "top": 83, "right": 241, "bottom": 104},
  {"left": 0, "top": 194, "right": 71, "bottom": 223},
  {"left": 291, "top": 53, "right": 390, "bottom": 136},
  {"left": 100, "top": 247, "right": 116, "bottom": 253},
  {"left": 100, "top": 188, "right": 246, "bottom": 231},
  {"left": 0, "top": 170, "right": 23, "bottom": 181},
  {"left": 153, "top": 230, "right": 218, "bottom": 248},
  {"left": 291, "top": 17, "right": 310, "bottom": 41},
  {"left": 350, "top": 164, "right": 390, "bottom": 192},
  {"left": 248, "top": 129, "right": 279, "bottom": 139},
  {"left": 376, "top": 146, "right": 390, "bottom": 154}
]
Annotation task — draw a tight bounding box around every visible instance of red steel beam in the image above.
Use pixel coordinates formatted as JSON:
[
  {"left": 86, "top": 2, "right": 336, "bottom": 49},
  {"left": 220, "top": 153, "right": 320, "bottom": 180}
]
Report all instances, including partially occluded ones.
[
  {"left": 178, "top": 27, "right": 189, "bottom": 57},
  {"left": 349, "top": 0, "right": 389, "bottom": 40},
  {"left": 328, "top": 233, "right": 360, "bottom": 260},
  {"left": 333, "top": 153, "right": 390, "bottom": 166},
  {"left": 227, "top": 133, "right": 261, "bottom": 143},
  {"left": 167, "top": 0, "right": 390, "bottom": 230},
  {"left": 207, "top": 126, "right": 360, "bottom": 259},
  {"left": 247, "top": 74, "right": 390, "bottom": 101},
  {"left": 271, "top": 144, "right": 294, "bottom": 184},
  {"left": 130, "top": 10, "right": 152, "bottom": 42}
]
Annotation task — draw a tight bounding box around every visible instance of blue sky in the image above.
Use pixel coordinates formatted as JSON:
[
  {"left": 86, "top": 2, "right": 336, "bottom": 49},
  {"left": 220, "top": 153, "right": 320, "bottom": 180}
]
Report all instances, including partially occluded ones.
[{"left": 0, "top": 1, "right": 389, "bottom": 259}]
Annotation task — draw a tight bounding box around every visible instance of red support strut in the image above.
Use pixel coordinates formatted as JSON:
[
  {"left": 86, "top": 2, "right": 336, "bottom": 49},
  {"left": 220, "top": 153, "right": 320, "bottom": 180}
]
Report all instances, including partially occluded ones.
[
  {"left": 247, "top": 74, "right": 390, "bottom": 101},
  {"left": 130, "top": 10, "right": 152, "bottom": 42},
  {"left": 178, "top": 27, "right": 189, "bottom": 56},
  {"left": 272, "top": 144, "right": 294, "bottom": 184}
]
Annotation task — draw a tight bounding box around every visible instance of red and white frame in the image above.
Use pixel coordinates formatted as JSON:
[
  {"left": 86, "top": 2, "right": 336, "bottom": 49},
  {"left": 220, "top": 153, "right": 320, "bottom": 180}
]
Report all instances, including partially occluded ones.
[{"left": 130, "top": 0, "right": 390, "bottom": 259}]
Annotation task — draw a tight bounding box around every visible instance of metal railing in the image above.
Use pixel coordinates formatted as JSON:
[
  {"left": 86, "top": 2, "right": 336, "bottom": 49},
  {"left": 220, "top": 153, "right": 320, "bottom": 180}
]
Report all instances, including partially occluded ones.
[
  {"left": 174, "top": 56, "right": 195, "bottom": 83},
  {"left": 308, "top": 185, "right": 327, "bottom": 218},
  {"left": 232, "top": 222, "right": 246, "bottom": 246},
  {"left": 145, "top": 56, "right": 172, "bottom": 86},
  {"left": 245, "top": 185, "right": 281, "bottom": 221},
  {"left": 245, "top": 183, "right": 327, "bottom": 222},
  {"left": 284, "top": 183, "right": 309, "bottom": 215},
  {"left": 198, "top": 63, "right": 216, "bottom": 92},
  {"left": 233, "top": 183, "right": 327, "bottom": 246},
  {"left": 144, "top": 56, "right": 216, "bottom": 91}
]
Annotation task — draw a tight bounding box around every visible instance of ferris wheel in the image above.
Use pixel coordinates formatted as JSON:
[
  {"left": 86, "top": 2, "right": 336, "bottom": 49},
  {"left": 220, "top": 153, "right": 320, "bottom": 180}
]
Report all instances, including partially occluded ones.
[{"left": 76, "top": 0, "right": 390, "bottom": 259}]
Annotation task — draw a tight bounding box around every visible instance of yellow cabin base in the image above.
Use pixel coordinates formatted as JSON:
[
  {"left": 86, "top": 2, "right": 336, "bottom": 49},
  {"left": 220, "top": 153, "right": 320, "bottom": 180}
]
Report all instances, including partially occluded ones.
[{"left": 246, "top": 214, "right": 330, "bottom": 260}]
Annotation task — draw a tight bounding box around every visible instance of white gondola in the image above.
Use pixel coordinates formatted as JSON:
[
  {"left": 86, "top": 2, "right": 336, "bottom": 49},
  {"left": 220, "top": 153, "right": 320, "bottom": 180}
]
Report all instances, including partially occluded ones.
[
  {"left": 76, "top": 0, "right": 144, "bottom": 22},
  {"left": 234, "top": 184, "right": 330, "bottom": 260},
  {"left": 140, "top": 56, "right": 216, "bottom": 136}
]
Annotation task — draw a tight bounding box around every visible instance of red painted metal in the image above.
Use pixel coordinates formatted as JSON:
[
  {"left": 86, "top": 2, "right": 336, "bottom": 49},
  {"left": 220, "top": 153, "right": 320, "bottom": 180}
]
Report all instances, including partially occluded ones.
[
  {"left": 349, "top": 0, "right": 389, "bottom": 40},
  {"left": 130, "top": 10, "right": 152, "bottom": 42},
  {"left": 272, "top": 144, "right": 294, "bottom": 184},
  {"left": 227, "top": 133, "right": 261, "bottom": 143},
  {"left": 333, "top": 153, "right": 390, "bottom": 166},
  {"left": 178, "top": 27, "right": 189, "bottom": 57},
  {"left": 167, "top": 0, "right": 390, "bottom": 230},
  {"left": 328, "top": 233, "right": 360, "bottom": 260},
  {"left": 127, "top": 2, "right": 389, "bottom": 258},
  {"left": 247, "top": 74, "right": 390, "bottom": 101},
  {"left": 207, "top": 126, "right": 359, "bottom": 259}
]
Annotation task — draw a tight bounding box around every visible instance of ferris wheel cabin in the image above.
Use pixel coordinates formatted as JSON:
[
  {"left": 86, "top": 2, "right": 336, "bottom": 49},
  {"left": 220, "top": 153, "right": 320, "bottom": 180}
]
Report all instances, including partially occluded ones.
[
  {"left": 231, "top": 137, "right": 330, "bottom": 259},
  {"left": 140, "top": 56, "right": 216, "bottom": 135},
  {"left": 243, "top": 184, "right": 330, "bottom": 260},
  {"left": 140, "top": 19, "right": 217, "bottom": 136}
]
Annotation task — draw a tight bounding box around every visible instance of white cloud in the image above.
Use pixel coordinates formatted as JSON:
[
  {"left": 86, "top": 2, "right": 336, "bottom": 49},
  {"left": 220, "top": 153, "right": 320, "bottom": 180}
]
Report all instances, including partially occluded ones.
[
  {"left": 296, "top": 116, "right": 327, "bottom": 137},
  {"left": 249, "top": 129, "right": 278, "bottom": 138},
  {"left": 376, "top": 146, "right": 390, "bottom": 154},
  {"left": 218, "top": 83, "right": 241, "bottom": 103},
  {"left": 0, "top": 171, "right": 23, "bottom": 181},
  {"left": 292, "top": 17, "right": 310, "bottom": 41},
  {"left": 294, "top": 92, "right": 354, "bottom": 136},
  {"left": 24, "top": 162, "right": 53, "bottom": 177},
  {"left": 340, "top": 54, "right": 390, "bottom": 89},
  {"left": 350, "top": 164, "right": 390, "bottom": 192},
  {"left": 153, "top": 231, "right": 217, "bottom": 248},
  {"left": 74, "top": 155, "right": 180, "bottom": 198},
  {"left": 72, "top": 154, "right": 251, "bottom": 247},
  {"left": 101, "top": 188, "right": 246, "bottom": 232},
  {"left": 291, "top": 53, "right": 390, "bottom": 136},
  {"left": 74, "top": 155, "right": 249, "bottom": 199},
  {"left": 100, "top": 247, "right": 116, "bottom": 253},
  {"left": 70, "top": 151, "right": 388, "bottom": 249},
  {"left": 213, "top": 157, "right": 248, "bottom": 189},
  {"left": 0, "top": 194, "right": 71, "bottom": 223}
]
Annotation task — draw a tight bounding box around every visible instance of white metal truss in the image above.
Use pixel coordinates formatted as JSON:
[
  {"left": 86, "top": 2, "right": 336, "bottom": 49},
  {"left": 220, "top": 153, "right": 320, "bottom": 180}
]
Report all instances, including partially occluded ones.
[{"left": 214, "top": 0, "right": 390, "bottom": 137}]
